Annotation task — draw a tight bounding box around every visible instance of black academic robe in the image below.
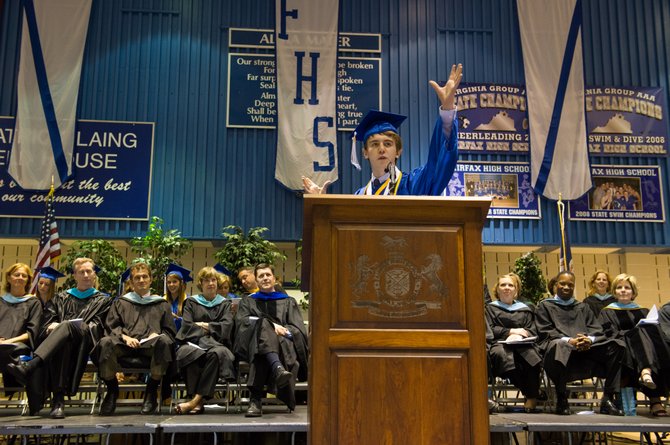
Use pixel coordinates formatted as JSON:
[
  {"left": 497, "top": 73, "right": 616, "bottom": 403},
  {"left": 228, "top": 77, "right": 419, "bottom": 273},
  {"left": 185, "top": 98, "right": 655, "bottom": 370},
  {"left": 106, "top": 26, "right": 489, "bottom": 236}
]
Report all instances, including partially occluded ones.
[
  {"left": 37, "top": 290, "right": 112, "bottom": 395},
  {"left": 599, "top": 305, "right": 670, "bottom": 395},
  {"left": 0, "top": 297, "right": 42, "bottom": 412},
  {"left": 96, "top": 297, "right": 176, "bottom": 367},
  {"left": 535, "top": 298, "right": 624, "bottom": 393},
  {"left": 660, "top": 302, "right": 670, "bottom": 343},
  {"left": 485, "top": 303, "right": 542, "bottom": 373},
  {"left": 176, "top": 297, "right": 236, "bottom": 383},
  {"left": 234, "top": 293, "right": 309, "bottom": 408},
  {"left": 583, "top": 295, "right": 616, "bottom": 317},
  {"left": 485, "top": 303, "right": 542, "bottom": 399}
]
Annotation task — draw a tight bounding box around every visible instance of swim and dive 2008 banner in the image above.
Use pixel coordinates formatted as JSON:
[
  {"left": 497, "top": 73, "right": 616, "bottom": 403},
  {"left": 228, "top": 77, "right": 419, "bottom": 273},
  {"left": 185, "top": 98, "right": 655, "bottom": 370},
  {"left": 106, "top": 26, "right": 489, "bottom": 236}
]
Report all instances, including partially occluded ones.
[{"left": 0, "top": 116, "right": 154, "bottom": 220}]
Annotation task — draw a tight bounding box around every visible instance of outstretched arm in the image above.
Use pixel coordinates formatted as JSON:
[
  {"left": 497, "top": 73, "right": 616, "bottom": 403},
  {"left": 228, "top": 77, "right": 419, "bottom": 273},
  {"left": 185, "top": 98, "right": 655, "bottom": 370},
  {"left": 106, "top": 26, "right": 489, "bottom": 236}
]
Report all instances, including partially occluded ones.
[{"left": 428, "top": 63, "right": 463, "bottom": 110}]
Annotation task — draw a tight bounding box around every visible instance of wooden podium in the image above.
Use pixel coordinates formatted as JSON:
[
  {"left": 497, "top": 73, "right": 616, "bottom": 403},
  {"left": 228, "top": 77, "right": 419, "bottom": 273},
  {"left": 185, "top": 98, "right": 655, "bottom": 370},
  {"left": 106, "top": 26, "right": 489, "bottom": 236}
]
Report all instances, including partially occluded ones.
[{"left": 303, "top": 195, "right": 492, "bottom": 445}]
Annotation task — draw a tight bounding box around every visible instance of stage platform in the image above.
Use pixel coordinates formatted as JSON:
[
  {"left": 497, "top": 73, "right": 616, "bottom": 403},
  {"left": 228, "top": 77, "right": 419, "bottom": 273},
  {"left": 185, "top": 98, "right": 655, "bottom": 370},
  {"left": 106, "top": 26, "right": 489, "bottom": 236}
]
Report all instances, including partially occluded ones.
[{"left": 0, "top": 405, "right": 668, "bottom": 444}]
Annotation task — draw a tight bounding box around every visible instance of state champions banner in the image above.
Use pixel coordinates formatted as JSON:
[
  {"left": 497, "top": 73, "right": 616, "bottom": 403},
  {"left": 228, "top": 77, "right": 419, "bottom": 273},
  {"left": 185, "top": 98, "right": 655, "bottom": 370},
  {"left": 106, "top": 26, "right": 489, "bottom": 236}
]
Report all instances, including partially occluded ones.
[
  {"left": 444, "top": 161, "right": 541, "bottom": 219},
  {"left": 275, "top": 0, "right": 339, "bottom": 190}
]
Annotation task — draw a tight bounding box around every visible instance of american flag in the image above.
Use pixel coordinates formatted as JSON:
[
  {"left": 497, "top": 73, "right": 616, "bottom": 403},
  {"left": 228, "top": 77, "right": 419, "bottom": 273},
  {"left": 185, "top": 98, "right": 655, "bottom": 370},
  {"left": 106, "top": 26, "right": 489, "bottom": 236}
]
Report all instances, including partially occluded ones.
[{"left": 30, "top": 186, "right": 61, "bottom": 293}]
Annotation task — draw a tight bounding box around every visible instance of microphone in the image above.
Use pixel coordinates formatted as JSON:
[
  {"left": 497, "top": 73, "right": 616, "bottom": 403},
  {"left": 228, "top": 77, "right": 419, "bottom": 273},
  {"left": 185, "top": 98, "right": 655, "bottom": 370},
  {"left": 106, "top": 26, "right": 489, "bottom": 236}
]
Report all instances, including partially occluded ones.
[{"left": 386, "top": 161, "right": 397, "bottom": 184}]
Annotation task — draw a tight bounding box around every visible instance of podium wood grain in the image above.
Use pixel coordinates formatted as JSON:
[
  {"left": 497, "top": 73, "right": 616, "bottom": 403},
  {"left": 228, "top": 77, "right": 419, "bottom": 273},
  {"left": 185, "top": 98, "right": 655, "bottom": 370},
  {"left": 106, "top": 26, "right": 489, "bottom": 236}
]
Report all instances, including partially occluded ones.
[{"left": 304, "top": 195, "right": 492, "bottom": 445}]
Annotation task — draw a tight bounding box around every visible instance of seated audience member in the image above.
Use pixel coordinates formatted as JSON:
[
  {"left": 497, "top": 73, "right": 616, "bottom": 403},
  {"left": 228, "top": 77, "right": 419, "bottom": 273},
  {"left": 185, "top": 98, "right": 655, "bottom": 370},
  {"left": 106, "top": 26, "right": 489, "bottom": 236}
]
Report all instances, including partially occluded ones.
[
  {"left": 7, "top": 258, "right": 111, "bottom": 419},
  {"left": 234, "top": 264, "right": 308, "bottom": 417},
  {"left": 0, "top": 263, "right": 43, "bottom": 415},
  {"left": 174, "top": 267, "right": 236, "bottom": 414},
  {"left": 35, "top": 266, "right": 65, "bottom": 308},
  {"left": 95, "top": 262, "right": 176, "bottom": 416},
  {"left": 535, "top": 271, "right": 624, "bottom": 416},
  {"left": 583, "top": 270, "right": 615, "bottom": 317},
  {"left": 599, "top": 274, "right": 670, "bottom": 417},
  {"left": 237, "top": 266, "right": 259, "bottom": 296},
  {"left": 164, "top": 263, "right": 192, "bottom": 332},
  {"left": 486, "top": 273, "right": 542, "bottom": 413}
]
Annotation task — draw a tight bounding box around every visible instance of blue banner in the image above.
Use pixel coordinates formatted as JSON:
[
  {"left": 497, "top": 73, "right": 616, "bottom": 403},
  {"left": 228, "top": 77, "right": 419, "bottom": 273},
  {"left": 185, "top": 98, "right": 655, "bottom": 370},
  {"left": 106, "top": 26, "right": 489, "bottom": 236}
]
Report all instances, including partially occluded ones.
[
  {"left": 568, "top": 165, "right": 664, "bottom": 222},
  {"left": 444, "top": 161, "right": 541, "bottom": 219},
  {"left": 227, "top": 54, "right": 380, "bottom": 130},
  {"left": 455, "top": 83, "right": 530, "bottom": 154},
  {"left": 586, "top": 86, "right": 667, "bottom": 156},
  {"left": 0, "top": 117, "right": 154, "bottom": 219}
]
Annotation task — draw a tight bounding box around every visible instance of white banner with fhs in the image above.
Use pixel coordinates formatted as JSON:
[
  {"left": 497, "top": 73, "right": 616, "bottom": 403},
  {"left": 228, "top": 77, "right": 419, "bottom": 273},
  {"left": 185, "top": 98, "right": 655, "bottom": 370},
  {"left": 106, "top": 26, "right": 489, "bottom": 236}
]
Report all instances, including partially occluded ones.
[{"left": 275, "top": 0, "right": 339, "bottom": 190}]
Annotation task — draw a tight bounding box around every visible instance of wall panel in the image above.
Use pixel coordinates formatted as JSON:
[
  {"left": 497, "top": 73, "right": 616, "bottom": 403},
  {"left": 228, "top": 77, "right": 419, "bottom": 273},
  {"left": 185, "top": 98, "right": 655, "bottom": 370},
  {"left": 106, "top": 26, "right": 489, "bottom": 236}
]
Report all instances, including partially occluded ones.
[{"left": 0, "top": 0, "right": 667, "bottom": 250}]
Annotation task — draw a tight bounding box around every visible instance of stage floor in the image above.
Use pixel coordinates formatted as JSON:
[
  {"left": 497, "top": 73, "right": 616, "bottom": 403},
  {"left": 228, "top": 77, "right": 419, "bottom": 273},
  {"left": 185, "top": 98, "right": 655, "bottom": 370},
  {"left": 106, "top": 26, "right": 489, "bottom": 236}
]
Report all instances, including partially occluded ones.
[{"left": 0, "top": 405, "right": 668, "bottom": 443}]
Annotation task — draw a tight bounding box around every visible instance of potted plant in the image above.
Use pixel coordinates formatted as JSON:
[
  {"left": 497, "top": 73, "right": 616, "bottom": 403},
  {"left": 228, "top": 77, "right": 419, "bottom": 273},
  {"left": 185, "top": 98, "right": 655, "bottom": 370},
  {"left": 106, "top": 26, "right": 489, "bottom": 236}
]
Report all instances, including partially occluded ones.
[
  {"left": 130, "top": 216, "right": 193, "bottom": 292},
  {"left": 213, "top": 225, "right": 287, "bottom": 294},
  {"left": 512, "top": 252, "right": 548, "bottom": 306},
  {"left": 58, "top": 239, "right": 127, "bottom": 295}
]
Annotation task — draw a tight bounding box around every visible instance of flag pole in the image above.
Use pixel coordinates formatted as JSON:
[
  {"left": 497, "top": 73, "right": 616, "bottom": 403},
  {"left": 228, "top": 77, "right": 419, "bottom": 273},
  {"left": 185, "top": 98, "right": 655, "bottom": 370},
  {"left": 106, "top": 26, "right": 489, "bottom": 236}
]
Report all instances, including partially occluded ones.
[{"left": 557, "top": 193, "right": 567, "bottom": 271}]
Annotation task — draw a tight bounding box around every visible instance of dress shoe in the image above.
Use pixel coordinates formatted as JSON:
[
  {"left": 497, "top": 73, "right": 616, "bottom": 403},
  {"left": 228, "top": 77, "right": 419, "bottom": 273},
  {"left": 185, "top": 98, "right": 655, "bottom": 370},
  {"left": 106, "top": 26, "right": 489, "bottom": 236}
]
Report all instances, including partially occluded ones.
[
  {"left": 99, "top": 390, "right": 118, "bottom": 416},
  {"left": 599, "top": 397, "right": 624, "bottom": 416},
  {"left": 50, "top": 403, "right": 65, "bottom": 419},
  {"left": 555, "top": 396, "right": 570, "bottom": 415},
  {"left": 273, "top": 365, "right": 292, "bottom": 389},
  {"left": 141, "top": 394, "right": 158, "bottom": 415},
  {"left": 5, "top": 362, "right": 29, "bottom": 387},
  {"left": 245, "top": 398, "right": 263, "bottom": 417}
]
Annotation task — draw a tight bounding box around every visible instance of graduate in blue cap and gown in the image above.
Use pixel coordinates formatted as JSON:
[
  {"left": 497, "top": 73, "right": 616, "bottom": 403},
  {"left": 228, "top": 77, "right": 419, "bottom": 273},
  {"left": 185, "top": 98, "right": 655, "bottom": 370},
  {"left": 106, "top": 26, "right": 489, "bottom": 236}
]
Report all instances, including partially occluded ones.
[
  {"left": 0, "top": 263, "right": 43, "bottom": 415},
  {"left": 5, "top": 258, "right": 112, "bottom": 419},
  {"left": 35, "top": 266, "right": 65, "bottom": 308},
  {"left": 173, "top": 266, "right": 236, "bottom": 414},
  {"left": 303, "top": 63, "right": 462, "bottom": 196},
  {"left": 234, "top": 263, "right": 308, "bottom": 417},
  {"left": 163, "top": 263, "right": 193, "bottom": 332}
]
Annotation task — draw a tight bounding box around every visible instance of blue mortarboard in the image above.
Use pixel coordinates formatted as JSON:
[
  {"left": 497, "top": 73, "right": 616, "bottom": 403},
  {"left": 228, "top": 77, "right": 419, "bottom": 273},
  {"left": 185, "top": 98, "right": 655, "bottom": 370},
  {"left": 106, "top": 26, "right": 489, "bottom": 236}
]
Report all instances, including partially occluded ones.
[
  {"left": 350, "top": 110, "right": 407, "bottom": 170},
  {"left": 38, "top": 266, "right": 65, "bottom": 281},
  {"left": 165, "top": 263, "right": 193, "bottom": 283},
  {"left": 213, "top": 263, "right": 233, "bottom": 277},
  {"left": 120, "top": 267, "right": 131, "bottom": 283}
]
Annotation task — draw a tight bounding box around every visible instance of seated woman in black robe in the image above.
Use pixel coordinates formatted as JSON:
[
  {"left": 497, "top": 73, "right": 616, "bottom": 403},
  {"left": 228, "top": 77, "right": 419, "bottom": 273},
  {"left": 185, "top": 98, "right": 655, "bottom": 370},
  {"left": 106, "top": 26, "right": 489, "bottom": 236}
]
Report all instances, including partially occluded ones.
[
  {"left": 598, "top": 274, "right": 670, "bottom": 417},
  {"left": 583, "top": 270, "right": 615, "bottom": 317},
  {"left": 485, "top": 273, "right": 542, "bottom": 413},
  {"left": 0, "top": 263, "right": 43, "bottom": 415},
  {"left": 174, "top": 267, "right": 236, "bottom": 414},
  {"left": 234, "top": 263, "right": 308, "bottom": 417}
]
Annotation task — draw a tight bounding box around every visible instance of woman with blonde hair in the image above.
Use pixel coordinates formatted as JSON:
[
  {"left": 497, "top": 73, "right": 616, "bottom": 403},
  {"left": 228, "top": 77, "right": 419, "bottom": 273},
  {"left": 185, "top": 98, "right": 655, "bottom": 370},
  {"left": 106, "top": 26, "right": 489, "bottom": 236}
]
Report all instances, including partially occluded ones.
[
  {"left": 164, "top": 264, "right": 192, "bottom": 332},
  {"left": 174, "top": 266, "right": 236, "bottom": 414},
  {"left": 583, "top": 270, "right": 615, "bottom": 316},
  {"left": 0, "top": 263, "right": 43, "bottom": 414},
  {"left": 485, "top": 273, "right": 542, "bottom": 413},
  {"left": 599, "top": 273, "right": 670, "bottom": 417}
]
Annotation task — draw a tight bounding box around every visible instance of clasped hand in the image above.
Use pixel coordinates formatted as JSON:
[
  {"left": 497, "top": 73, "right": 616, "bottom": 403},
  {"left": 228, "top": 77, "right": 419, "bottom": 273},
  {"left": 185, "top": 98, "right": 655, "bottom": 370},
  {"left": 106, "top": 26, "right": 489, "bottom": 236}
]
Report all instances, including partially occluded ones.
[{"left": 569, "top": 334, "right": 592, "bottom": 351}]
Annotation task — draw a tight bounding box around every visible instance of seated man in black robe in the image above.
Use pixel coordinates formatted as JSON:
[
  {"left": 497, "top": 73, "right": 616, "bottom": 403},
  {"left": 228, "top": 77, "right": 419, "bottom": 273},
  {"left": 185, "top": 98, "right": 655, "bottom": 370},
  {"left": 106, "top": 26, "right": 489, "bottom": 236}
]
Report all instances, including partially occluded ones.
[
  {"left": 234, "top": 263, "right": 308, "bottom": 417},
  {"left": 7, "top": 258, "right": 111, "bottom": 419},
  {"left": 95, "top": 262, "right": 176, "bottom": 415},
  {"left": 535, "top": 271, "right": 624, "bottom": 416}
]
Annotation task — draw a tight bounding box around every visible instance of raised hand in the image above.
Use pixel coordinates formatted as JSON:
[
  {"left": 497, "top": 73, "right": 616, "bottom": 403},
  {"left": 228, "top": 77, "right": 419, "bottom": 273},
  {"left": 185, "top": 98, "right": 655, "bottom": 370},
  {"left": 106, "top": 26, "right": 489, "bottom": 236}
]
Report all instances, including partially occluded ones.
[{"left": 429, "top": 63, "right": 463, "bottom": 110}]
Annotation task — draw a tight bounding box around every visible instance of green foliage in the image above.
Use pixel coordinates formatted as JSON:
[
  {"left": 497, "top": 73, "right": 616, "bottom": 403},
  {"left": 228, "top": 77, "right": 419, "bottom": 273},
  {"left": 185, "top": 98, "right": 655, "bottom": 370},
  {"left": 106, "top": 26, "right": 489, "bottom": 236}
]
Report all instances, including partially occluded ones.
[
  {"left": 58, "top": 240, "right": 127, "bottom": 295},
  {"left": 130, "top": 216, "right": 193, "bottom": 292},
  {"left": 294, "top": 239, "right": 309, "bottom": 311},
  {"left": 512, "top": 252, "right": 548, "bottom": 306},
  {"left": 214, "top": 225, "right": 287, "bottom": 293}
]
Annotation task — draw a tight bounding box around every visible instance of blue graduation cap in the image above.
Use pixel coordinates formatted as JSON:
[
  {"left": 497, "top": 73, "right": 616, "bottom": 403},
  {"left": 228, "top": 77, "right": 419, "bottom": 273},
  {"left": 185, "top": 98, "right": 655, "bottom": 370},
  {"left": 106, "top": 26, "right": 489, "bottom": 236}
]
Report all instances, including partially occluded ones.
[
  {"left": 38, "top": 266, "right": 65, "bottom": 281},
  {"left": 213, "top": 263, "right": 233, "bottom": 277},
  {"left": 117, "top": 267, "right": 131, "bottom": 297},
  {"left": 350, "top": 110, "right": 407, "bottom": 170},
  {"left": 165, "top": 263, "right": 193, "bottom": 283}
]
